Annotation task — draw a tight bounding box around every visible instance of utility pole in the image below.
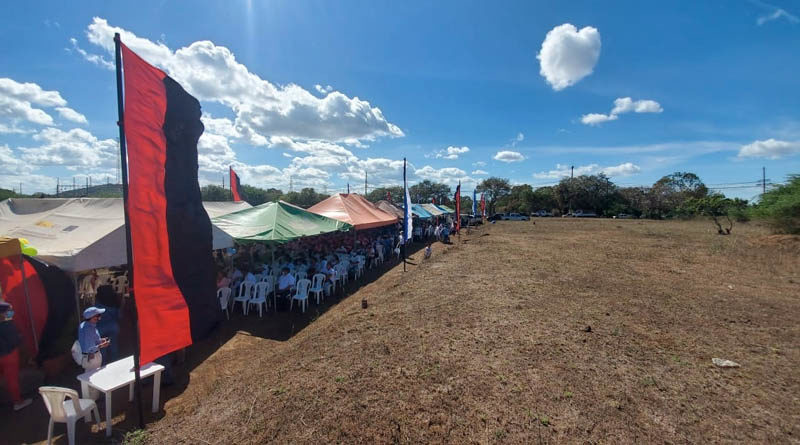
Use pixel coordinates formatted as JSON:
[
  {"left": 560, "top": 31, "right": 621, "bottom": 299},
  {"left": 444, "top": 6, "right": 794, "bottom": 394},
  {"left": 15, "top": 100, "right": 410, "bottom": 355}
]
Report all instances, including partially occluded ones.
[
  {"left": 56, "top": 178, "right": 59, "bottom": 197},
  {"left": 86, "top": 176, "right": 89, "bottom": 196},
  {"left": 364, "top": 171, "right": 368, "bottom": 195},
  {"left": 762, "top": 166, "right": 766, "bottom": 195},
  {"left": 571, "top": 165, "right": 574, "bottom": 179},
  {"left": 222, "top": 175, "right": 225, "bottom": 190}
]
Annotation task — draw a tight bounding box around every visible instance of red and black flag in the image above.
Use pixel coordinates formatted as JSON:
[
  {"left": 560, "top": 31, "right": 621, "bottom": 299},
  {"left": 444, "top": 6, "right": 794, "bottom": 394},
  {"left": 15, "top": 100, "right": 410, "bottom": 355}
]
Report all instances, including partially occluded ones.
[
  {"left": 119, "top": 40, "right": 220, "bottom": 365},
  {"left": 229, "top": 166, "right": 242, "bottom": 202},
  {"left": 386, "top": 190, "right": 391, "bottom": 202},
  {"left": 480, "top": 193, "right": 486, "bottom": 218},
  {"left": 454, "top": 182, "right": 461, "bottom": 233}
]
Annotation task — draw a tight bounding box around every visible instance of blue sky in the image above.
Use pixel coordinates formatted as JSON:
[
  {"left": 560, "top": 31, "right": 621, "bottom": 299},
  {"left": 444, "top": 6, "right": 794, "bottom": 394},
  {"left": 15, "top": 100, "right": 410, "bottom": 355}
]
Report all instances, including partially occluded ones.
[{"left": 1, "top": 1, "right": 799, "bottom": 200}]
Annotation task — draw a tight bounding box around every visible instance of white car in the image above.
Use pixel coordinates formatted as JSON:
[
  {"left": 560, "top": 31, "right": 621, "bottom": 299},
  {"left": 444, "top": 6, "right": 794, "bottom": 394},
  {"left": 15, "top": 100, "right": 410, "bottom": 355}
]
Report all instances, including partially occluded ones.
[{"left": 505, "top": 213, "right": 530, "bottom": 221}]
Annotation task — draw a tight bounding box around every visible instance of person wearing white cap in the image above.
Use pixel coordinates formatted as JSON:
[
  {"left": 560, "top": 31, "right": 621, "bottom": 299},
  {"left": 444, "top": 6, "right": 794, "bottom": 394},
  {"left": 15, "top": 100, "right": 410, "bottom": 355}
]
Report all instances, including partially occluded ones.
[{"left": 77, "top": 306, "right": 110, "bottom": 370}]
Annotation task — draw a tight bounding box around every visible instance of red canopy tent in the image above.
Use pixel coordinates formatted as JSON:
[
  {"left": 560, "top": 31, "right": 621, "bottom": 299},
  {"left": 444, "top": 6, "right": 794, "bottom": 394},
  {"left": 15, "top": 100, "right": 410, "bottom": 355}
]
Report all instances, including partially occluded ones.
[{"left": 308, "top": 194, "right": 398, "bottom": 230}]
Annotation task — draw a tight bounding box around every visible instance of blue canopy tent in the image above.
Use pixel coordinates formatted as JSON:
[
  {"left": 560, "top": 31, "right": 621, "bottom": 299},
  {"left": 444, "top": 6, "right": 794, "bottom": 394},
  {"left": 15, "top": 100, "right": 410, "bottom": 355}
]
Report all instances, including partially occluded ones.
[{"left": 410, "top": 204, "right": 434, "bottom": 219}]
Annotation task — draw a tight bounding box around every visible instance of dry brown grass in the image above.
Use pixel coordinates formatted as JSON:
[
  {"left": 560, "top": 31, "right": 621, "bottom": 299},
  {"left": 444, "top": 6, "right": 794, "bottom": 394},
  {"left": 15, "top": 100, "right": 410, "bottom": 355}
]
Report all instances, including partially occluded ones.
[{"left": 144, "top": 219, "right": 799, "bottom": 444}]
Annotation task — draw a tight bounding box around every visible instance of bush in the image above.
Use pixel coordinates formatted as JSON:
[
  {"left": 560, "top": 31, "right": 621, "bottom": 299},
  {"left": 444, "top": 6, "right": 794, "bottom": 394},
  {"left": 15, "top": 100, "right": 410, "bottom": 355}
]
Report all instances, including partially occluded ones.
[{"left": 752, "top": 175, "right": 800, "bottom": 234}]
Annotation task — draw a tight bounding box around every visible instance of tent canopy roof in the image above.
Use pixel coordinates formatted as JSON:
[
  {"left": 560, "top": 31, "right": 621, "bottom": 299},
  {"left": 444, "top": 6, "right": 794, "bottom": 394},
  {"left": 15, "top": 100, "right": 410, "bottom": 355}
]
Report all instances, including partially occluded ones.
[
  {"left": 0, "top": 198, "right": 250, "bottom": 272},
  {"left": 375, "top": 200, "right": 404, "bottom": 219},
  {"left": 420, "top": 203, "right": 447, "bottom": 216},
  {"left": 308, "top": 194, "right": 398, "bottom": 230},
  {"left": 437, "top": 205, "right": 455, "bottom": 214},
  {"left": 212, "top": 200, "right": 352, "bottom": 244},
  {"left": 410, "top": 204, "right": 433, "bottom": 219}
]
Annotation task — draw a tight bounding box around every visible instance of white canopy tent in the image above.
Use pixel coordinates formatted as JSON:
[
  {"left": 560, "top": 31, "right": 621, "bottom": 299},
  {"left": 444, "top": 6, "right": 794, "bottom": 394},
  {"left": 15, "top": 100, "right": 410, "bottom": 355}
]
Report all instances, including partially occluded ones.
[{"left": 0, "top": 198, "right": 250, "bottom": 272}]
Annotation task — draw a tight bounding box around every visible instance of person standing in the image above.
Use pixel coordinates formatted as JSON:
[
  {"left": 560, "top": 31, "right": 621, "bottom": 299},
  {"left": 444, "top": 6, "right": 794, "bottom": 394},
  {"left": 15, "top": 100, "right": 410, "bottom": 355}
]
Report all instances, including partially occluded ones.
[
  {"left": 77, "top": 307, "right": 109, "bottom": 371},
  {"left": 94, "top": 285, "right": 121, "bottom": 365},
  {"left": 0, "top": 302, "right": 31, "bottom": 411}
]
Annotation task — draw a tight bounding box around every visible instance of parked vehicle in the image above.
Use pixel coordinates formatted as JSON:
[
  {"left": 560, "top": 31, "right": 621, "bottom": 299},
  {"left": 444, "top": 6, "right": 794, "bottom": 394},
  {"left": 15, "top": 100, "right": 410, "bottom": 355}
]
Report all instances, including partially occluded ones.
[
  {"left": 572, "top": 210, "right": 598, "bottom": 218},
  {"left": 534, "top": 210, "right": 553, "bottom": 217},
  {"left": 488, "top": 213, "right": 505, "bottom": 221},
  {"left": 506, "top": 213, "right": 530, "bottom": 221},
  {"left": 614, "top": 213, "right": 634, "bottom": 219}
]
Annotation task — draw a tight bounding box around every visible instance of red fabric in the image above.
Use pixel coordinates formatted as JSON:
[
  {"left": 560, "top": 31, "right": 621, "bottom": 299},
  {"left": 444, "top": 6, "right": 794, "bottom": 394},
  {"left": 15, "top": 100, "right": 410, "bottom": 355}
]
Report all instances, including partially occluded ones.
[
  {"left": 480, "top": 193, "right": 486, "bottom": 217},
  {"left": 0, "top": 349, "right": 21, "bottom": 402},
  {"left": 454, "top": 184, "right": 461, "bottom": 233},
  {"left": 122, "top": 43, "right": 192, "bottom": 364},
  {"left": 230, "top": 167, "right": 242, "bottom": 202},
  {"left": 0, "top": 256, "right": 47, "bottom": 357}
]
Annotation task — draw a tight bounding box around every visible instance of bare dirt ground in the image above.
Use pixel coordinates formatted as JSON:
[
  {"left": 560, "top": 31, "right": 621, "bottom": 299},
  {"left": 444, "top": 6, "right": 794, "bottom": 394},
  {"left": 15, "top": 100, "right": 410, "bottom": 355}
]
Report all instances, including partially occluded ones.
[{"left": 11, "top": 218, "right": 800, "bottom": 444}]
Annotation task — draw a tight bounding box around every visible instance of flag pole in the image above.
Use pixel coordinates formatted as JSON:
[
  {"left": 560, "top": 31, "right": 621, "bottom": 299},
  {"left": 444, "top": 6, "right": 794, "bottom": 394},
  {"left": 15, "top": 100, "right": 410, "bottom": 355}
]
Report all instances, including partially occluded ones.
[
  {"left": 402, "top": 158, "right": 407, "bottom": 272},
  {"left": 114, "top": 32, "right": 146, "bottom": 429}
]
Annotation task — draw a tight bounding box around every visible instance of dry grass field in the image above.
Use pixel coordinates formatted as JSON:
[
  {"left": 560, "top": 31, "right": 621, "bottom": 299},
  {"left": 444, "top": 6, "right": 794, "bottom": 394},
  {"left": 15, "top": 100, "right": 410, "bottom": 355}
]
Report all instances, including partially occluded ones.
[
  {"left": 11, "top": 218, "right": 798, "bottom": 444},
  {"left": 136, "top": 218, "right": 798, "bottom": 444}
]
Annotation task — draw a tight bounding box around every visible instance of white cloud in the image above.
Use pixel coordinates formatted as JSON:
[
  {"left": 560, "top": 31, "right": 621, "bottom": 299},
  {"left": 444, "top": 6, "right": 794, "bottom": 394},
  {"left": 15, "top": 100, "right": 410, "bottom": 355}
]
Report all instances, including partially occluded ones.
[
  {"left": 19, "top": 128, "right": 118, "bottom": 170},
  {"left": 580, "top": 113, "right": 618, "bottom": 125},
  {"left": 0, "top": 77, "right": 89, "bottom": 128},
  {"left": 581, "top": 97, "right": 663, "bottom": 126},
  {"left": 83, "top": 18, "right": 404, "bottom": 144},
  {"left": 434, "top": 145, "right": 470, "bottom": 160},
  {"left": 68, "top": 38, "right": 114, "bottom": 70},
  {"left": 0, "top": 145, "right": 34, "bottom": 175},
  {"left": 537, "top": 24, "right": 601, "bottom": 91},
  {"left": 55, "top": 107, "right": 88, "bottom": 124},
  {"left": 610, "top": 97, "right": 663, "bottom": 114},
  {"left": 472, "top": 161, "right": 487, "bottom": 167},
  {"left": 0, "top": 78, "right": 67, "bottom": 107},
  {"left": 533, "top": 162, "right": 641, "bottom": 179},
  {"left": 0, "top": 95, "right": 54, "bottom": 126},
  {"left": 471, "top": 169, "right": 488, "bottom": 175},
  {"left": 516, "top": 132, "right": 525, "bottom": 142},
  {"left": 414, "top": 165, "right": 474, "bottom": 187},
  {"left": 738, "top": 138, "right": 800, "bottom": 159},
  {"left": 314, "top": 84, "right": 333, "bottom": 95},
  {"left": 754, "top": 1, "right": 799, "bottom": 25},
  {"left": 493, "top": 150, "right": 525, "bottom": 163}
]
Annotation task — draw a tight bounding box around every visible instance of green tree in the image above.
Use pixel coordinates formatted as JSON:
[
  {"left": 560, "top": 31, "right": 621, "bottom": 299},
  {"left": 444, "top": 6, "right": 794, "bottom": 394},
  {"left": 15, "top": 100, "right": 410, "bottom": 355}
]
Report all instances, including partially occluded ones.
[
  {"left": 752, "top": 174, "right": 800, "bottom": 234},
  {"left": 682, "top": 194, "right": 747, "bottom": 234},
  {"left": 409, "top": 180, "right": 451, "bottom": 204},
  {"left": 366, "top": 186, "right": 403, "bottom": 204},
  {"left": 281, "top": 187, "right": 328, "bottom": 208},
  {"left": 200, "top": 185, "right": 231, "bottom": 201},
  {"left": 476, "top": 177, "right": 511, "bottom": 215},
  {"left": 0, "top": 188, "right": 19, "bottom": 201},
  {"left": 649, "top": 172, "right": 708, "bottom": 218}
]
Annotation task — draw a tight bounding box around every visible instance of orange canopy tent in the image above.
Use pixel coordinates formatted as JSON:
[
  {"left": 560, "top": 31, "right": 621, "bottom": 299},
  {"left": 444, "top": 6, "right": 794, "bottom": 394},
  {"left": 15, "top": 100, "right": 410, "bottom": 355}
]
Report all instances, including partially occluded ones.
[{"left": 308, "top": 194, "right": 398, "bottom": 230}]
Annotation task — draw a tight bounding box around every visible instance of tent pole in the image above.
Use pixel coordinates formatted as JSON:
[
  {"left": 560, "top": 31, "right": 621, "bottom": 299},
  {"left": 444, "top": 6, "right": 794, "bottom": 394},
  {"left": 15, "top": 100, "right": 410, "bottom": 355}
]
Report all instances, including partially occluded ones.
[
  {"left": 271, "top": 248, "right": 275, "bottom": 309},
  {"left": 19, "top": 256, "right": 39, "bottom": 354},
  {"left": 115, "top": 32, "right": 145, "bottom": 429}
]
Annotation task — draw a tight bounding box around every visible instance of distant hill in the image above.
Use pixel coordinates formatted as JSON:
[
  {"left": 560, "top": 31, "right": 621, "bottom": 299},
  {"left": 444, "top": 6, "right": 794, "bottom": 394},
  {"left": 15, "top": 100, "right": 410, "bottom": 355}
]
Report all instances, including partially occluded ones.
[{"left": 50, "top": 183, "right": 123, "bottom": 198}]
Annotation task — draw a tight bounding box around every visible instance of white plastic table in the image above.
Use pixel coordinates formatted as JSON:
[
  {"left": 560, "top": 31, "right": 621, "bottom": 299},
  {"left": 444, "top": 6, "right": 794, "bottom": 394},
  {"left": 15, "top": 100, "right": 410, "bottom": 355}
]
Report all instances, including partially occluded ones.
[{"left": 76, "top": 356, "right": 165, "bottom": 437}]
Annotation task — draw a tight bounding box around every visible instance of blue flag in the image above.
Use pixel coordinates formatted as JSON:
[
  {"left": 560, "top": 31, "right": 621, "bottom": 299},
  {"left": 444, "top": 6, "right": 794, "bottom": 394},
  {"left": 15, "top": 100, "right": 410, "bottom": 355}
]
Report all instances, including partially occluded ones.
[{"left": 403, "top": 160, "right": 413, "bottom": 242}]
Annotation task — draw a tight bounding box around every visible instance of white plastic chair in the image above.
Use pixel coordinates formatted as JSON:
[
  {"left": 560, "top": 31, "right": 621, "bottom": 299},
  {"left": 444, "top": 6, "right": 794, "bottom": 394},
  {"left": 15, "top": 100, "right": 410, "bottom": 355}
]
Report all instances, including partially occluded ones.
[
  {"left": 217, "top": 287, "right": 231, "bottom": 319},
  {"left": 296, "top": 270, "right": 307, "bottom": 280},
  {"left": 233, "top": 282, "right": 255, "bottom": 315},
  {"left": 290, "top": 279, "right": 311, "bottom": 313},
  {"left": 248, "top": 282, "right": 269, "bottom": 317},
  {"left": 309, "top": 273, "right": 325, "bottom": 304},
  {"left": 39, "top": 386, "right": 100, "bottom": 445}
]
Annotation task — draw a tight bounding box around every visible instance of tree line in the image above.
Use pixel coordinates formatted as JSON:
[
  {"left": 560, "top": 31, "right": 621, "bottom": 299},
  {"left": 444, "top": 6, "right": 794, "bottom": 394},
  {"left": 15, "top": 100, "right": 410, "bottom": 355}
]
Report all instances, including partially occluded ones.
[{"left": 3, "top": 171, "right": 796, "bottom": 234}]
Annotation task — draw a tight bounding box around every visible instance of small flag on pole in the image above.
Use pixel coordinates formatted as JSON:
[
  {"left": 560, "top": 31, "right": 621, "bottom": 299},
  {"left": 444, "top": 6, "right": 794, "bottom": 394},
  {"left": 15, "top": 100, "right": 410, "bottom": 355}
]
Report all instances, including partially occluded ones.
[
  {"left": 454, "top": 182, "right": 461, "bottom": 234},
  {"left": 229, "top": 167, "right": 242, "bottom": 202},
  {"left": 403, "top": 160, "right": 412, "bottom": 243}
]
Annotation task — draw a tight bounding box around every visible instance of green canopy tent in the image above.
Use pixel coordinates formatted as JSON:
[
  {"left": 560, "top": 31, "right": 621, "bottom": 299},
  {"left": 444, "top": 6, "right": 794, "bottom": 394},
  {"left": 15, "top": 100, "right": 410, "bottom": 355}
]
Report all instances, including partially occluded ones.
[{"left": 212, "top": 200, "right": 352, "bottom": 244}]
